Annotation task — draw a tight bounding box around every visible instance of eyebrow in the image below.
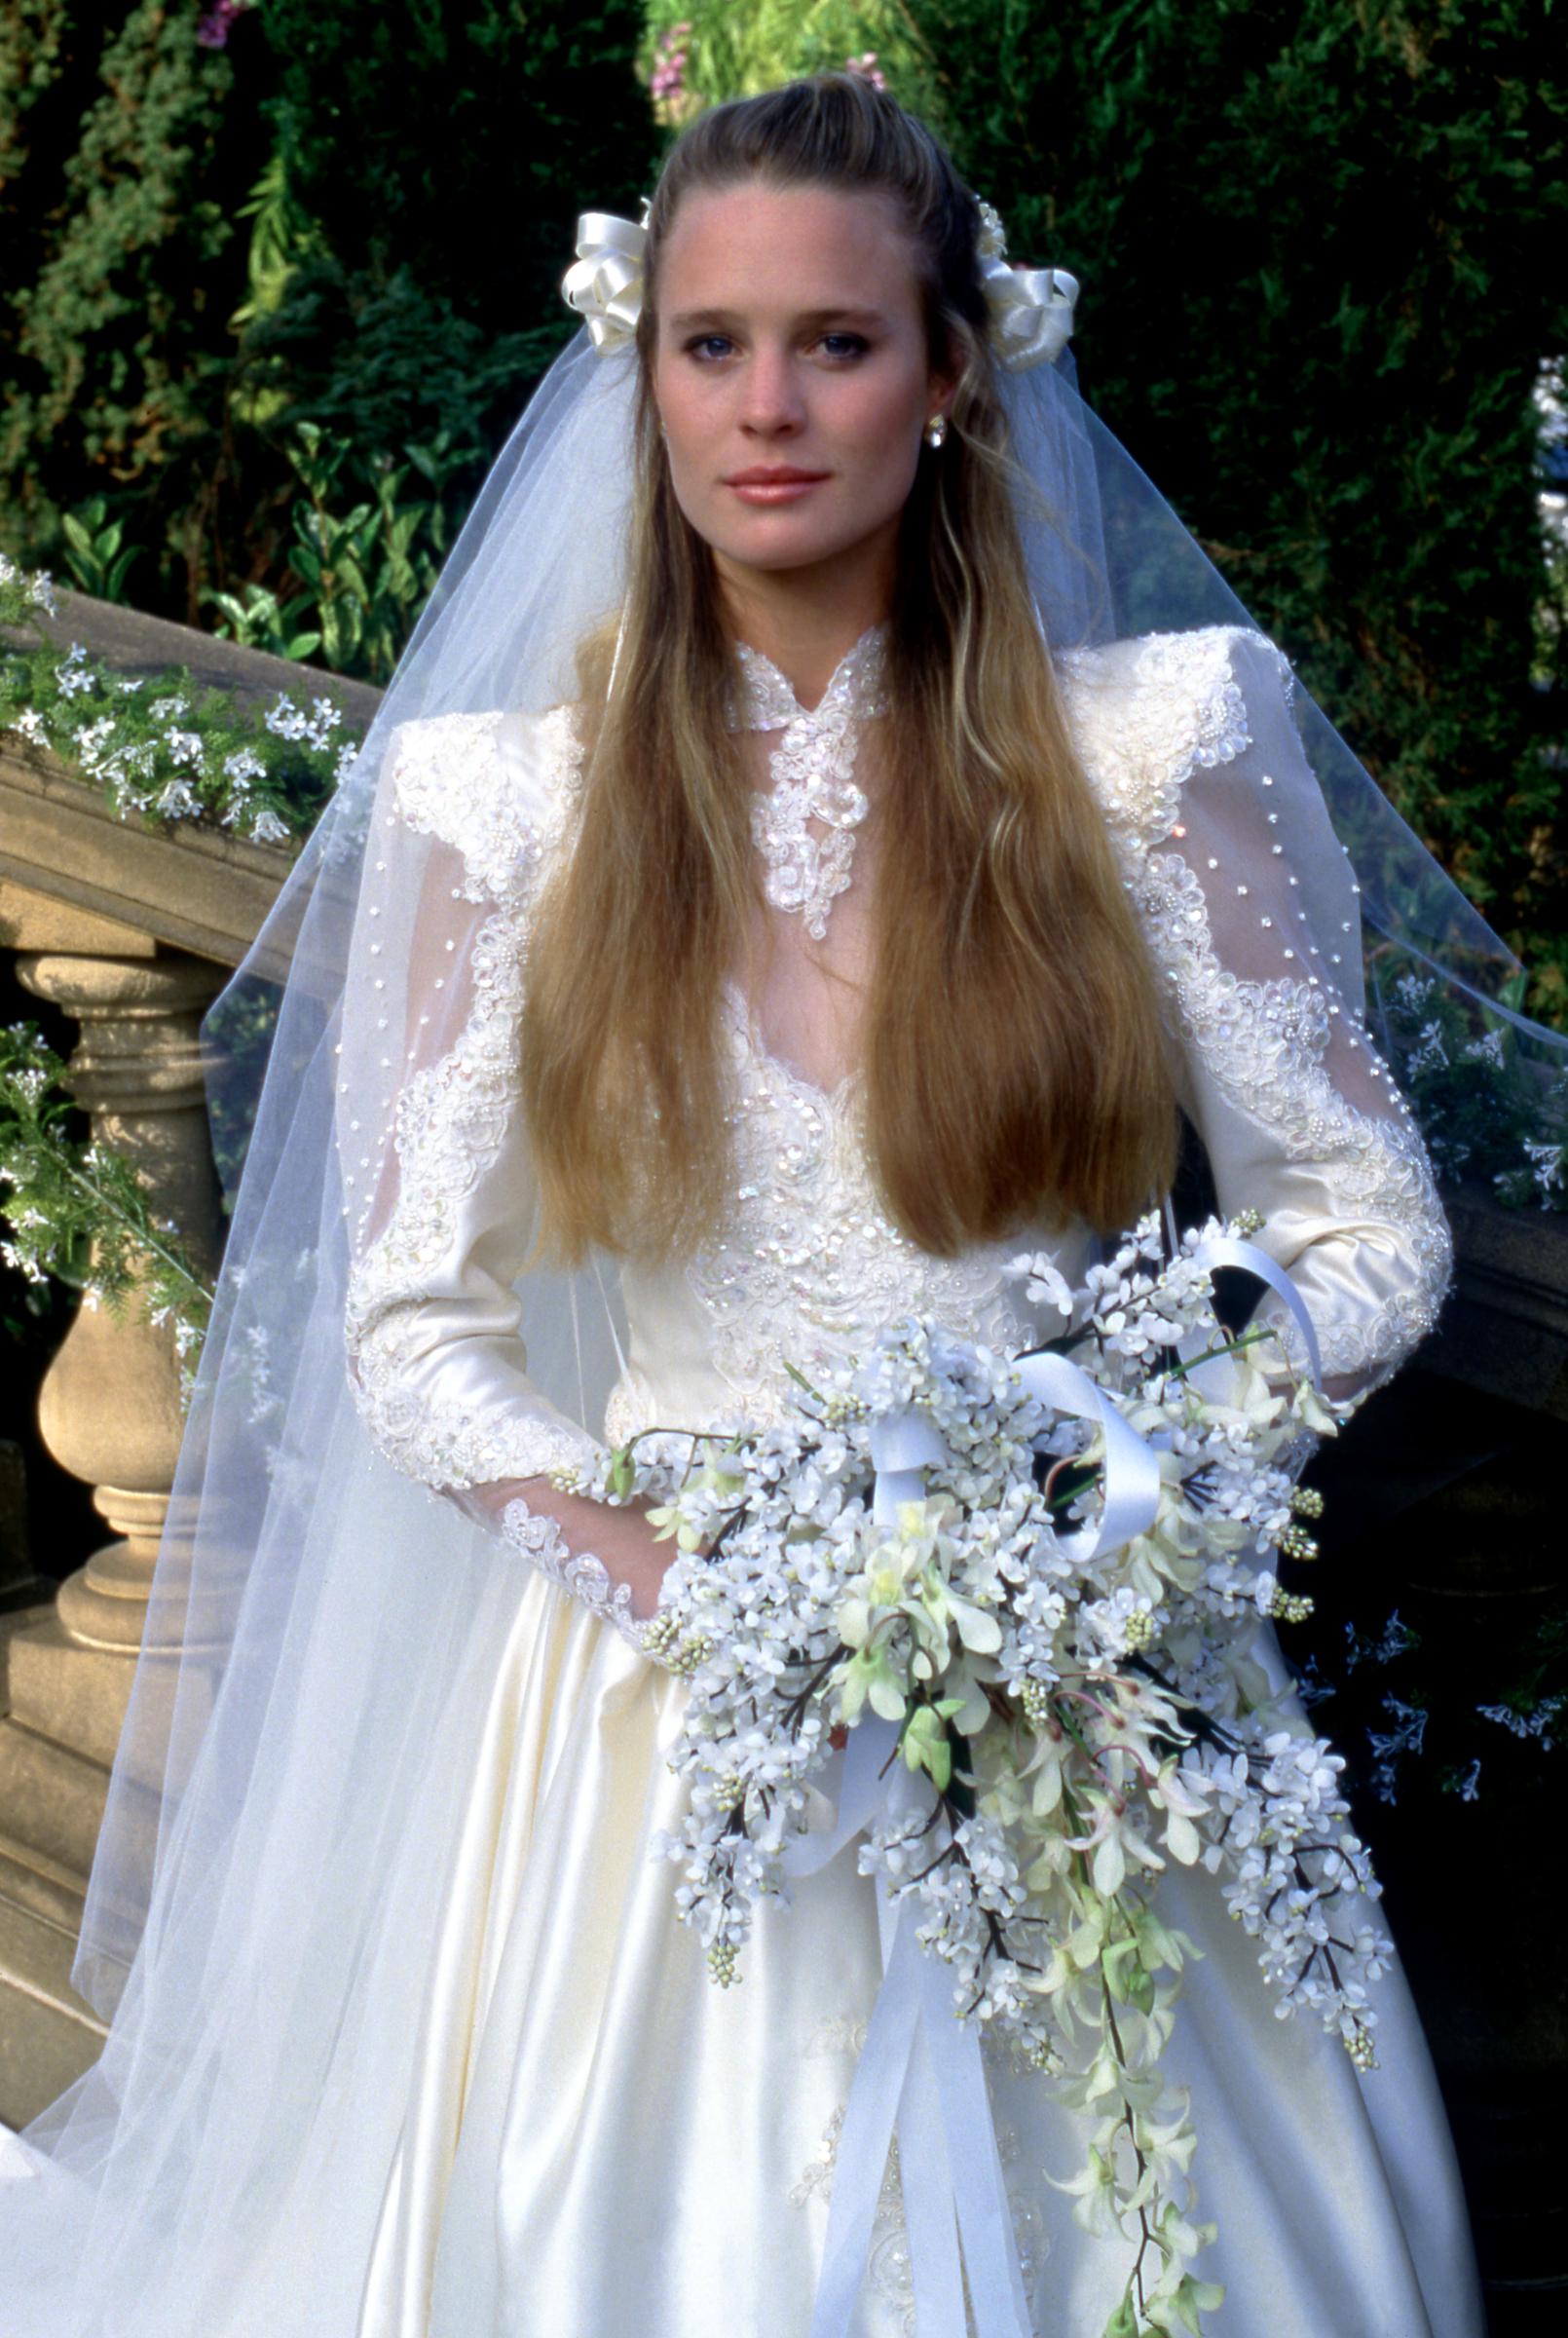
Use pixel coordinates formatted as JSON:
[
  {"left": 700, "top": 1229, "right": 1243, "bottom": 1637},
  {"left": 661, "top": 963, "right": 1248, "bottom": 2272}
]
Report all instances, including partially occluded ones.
[{"left": 665, "top": 305, "right": 891, "bottom": 332}]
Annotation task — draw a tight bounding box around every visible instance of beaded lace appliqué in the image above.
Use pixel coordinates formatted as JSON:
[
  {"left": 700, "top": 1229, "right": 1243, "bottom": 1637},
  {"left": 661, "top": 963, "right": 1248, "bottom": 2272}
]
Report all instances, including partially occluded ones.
[
  {"left": 678, "top": 988, "right": 1033, "bottom": 1430},
  {"left": 728, "top": 624, "right": 889, "bottom": 941},
  {"left": 342, "top": 708, "right": 602, "bottom": 1492},
  {"left": 1064, "top": 623, "right": 1452, "bottom": 1386},
  {"left": 499, "top": 1497, "right": 647, "bottom": 1651},
  {"left": 1134, "top": 849, "right": 1452, "bottom": 1378}
]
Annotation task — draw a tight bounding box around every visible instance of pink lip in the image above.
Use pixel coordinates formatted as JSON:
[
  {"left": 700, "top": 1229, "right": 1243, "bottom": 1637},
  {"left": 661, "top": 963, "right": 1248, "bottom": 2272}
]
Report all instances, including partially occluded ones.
[{"left": 725, "top": 467, "right": 831, "bottom": 506}]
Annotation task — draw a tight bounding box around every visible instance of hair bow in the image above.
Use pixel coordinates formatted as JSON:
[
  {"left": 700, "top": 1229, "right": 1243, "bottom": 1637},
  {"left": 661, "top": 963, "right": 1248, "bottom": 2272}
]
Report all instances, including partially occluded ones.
[
  {"left": 975, "top": 201, "right": 1077, "bottom": 371},
  {"left": 562, "top": 207, "right": 650, "bottom": 354},
  {"left": 560, "top": 198, "right": 1077, "bottom": 371}
]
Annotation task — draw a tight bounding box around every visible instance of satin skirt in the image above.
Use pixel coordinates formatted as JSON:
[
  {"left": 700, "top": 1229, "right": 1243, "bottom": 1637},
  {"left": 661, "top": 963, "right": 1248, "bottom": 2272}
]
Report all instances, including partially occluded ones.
[{"left": 355, "top": 1568, "right": 1484, "bottom": 2338}]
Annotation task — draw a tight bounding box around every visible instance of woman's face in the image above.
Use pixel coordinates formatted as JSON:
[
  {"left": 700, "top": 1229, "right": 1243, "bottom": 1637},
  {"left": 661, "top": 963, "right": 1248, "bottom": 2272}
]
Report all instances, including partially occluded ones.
[{"left": 651, "top": 180, "right": 954, "bottom": 596}]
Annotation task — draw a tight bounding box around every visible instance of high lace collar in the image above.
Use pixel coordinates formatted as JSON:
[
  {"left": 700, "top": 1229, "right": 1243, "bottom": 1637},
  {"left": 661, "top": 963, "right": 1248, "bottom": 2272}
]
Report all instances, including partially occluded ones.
[{"left": 724, "top": 622, "right": 890, "bottom": 735}]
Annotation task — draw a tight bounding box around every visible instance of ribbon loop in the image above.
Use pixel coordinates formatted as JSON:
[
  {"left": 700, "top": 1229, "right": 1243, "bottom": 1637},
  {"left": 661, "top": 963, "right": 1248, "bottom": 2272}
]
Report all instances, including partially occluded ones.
[
  {"left": 1016, "top": 1346, "right": 1164, "bottom": 1564},
  {"left": 981, "top": 256, "right": 1079, "bottom": 370},
  {"left": 561, "top": 208, "right": 648, "bottom": 354},
  {"left": 1185, "top": 1232, "right": 1325, "bottom": 1392}
]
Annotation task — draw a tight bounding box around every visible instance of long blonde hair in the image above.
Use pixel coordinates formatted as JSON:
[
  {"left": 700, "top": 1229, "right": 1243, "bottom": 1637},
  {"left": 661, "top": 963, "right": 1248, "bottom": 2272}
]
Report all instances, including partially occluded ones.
[{"left": 522, "top": 76, "right": 1177, "bottom": 1263}]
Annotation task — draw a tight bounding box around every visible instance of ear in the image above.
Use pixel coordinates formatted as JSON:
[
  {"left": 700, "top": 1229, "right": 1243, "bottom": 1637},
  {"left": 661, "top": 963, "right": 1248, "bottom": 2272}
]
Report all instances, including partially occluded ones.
[{"left": 925, "top": 327, "right": 967, "bottom": 424}]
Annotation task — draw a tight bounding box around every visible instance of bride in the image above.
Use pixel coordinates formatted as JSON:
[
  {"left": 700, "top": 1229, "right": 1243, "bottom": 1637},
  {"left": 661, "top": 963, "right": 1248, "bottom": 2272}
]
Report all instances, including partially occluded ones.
[{"left": 1, "top": 72, "right": 1486, "bottom": 2338}]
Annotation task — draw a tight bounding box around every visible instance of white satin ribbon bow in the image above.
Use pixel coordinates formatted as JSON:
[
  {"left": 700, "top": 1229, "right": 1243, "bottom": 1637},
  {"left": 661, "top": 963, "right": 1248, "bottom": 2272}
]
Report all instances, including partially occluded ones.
[
  {"left": 976, "top": 198, "right": 1078, "bottom": 372},
  {"left": 562, "top": 208, "right": 649, "bottom": 354},
  {"left": 561, "top": 202, "right": 1078, "bottom": 370},
  {"left": 783, "top": 1236, "right": 1320, "bottom": 2336}
]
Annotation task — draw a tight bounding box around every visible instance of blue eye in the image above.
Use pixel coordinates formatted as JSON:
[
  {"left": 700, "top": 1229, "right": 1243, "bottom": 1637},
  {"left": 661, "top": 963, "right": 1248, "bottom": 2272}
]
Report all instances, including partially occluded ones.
[
  {"left": 686, "top": 335, "right": 734, "bottom": 361},
  {"left": 818, "top": 333, "right": 870, "bottom": 360}
]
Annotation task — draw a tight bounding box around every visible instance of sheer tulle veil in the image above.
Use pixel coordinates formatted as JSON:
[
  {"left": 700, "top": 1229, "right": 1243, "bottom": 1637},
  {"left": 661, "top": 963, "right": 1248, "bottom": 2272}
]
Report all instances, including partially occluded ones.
[{"left": 0, "top": 218, "right": 1556, "bottom": 2332}]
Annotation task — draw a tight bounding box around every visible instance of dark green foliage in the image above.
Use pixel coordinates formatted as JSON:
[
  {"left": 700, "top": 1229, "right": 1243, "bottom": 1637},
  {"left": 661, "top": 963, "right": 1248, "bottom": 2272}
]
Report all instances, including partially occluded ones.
[
  {"left": 0, "top": 4, "right": 263, "bottom": 601},
  {"left": 237, "top": 1, "right": 655, "bottom": 512},
  {"left": 1, "top": 3, "right": 656, "bottom": 656},
  {"left": 909, "top": 0, "right": 1568, "bottom": 1020}
]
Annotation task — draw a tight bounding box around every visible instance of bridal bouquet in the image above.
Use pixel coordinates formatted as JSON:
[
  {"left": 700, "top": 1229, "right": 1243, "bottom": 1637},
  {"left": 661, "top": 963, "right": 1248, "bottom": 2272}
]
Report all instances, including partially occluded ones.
[{"left": 573, "top": 1211, "right": 1389, "bottom": 2337}]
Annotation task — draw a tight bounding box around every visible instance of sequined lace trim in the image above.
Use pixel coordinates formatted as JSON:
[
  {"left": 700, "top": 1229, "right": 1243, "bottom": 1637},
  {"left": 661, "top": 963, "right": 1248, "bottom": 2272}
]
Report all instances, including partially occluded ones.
[
  {"left": 727, "top": 624, "right": 890, "bottom": 942},
  {"left": 1060, "top": 623, "right": 1451, "bottom": 1385},
  {"left": 1058, "top": 621, "right": 1282, "bottom": 846},
  {"left": 678, "top": 987, "right": 1031, "bottom": 1428},
  {"left": 500, "top": 1496, "right": 647, "bottom": 1651}
]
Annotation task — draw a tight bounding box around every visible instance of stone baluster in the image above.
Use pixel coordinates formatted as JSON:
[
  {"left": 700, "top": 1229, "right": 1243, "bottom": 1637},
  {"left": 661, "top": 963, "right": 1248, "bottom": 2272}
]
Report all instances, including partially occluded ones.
[{"left": 13, "top": 949, "right": 227, "bottom": 1662}]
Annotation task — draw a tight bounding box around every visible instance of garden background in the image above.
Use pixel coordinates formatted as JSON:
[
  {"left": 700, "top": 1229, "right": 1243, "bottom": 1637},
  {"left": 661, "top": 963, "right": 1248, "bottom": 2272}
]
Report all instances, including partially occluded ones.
[
  {"left": 2, "top": 6, "right": 1568, "bottom": 2311},
  {"left": 3, "top": 0, "right": 1564, "bottom": 999}
]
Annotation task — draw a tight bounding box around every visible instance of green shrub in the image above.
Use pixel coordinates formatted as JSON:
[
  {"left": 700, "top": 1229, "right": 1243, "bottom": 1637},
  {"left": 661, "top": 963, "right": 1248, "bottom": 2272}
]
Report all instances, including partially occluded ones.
[
  {"left": 908, "top": 0, "right": 1568, "bottom": 1021},
  {"left": 0, "top": 4, "right": 261, "bottom": 603}
]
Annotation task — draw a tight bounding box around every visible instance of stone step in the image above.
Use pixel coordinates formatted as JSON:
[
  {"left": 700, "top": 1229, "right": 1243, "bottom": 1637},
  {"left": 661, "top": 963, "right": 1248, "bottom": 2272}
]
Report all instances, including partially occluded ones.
[
  {"left": 0, "top": 1716, "right": 109, "bottom": 1882},
  {"left": 3, "top": 1608, "right": 137, "bottom": 1773},
  {"left": 0, "top": 1835, "right": 105, "bottom": 2130}
]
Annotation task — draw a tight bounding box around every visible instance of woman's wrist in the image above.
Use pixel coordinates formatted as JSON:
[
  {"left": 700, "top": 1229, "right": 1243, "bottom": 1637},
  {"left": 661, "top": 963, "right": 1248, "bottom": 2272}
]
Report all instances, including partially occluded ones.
[{"left": 461, "top": 1474, "right": 673, "bottom": 1621}]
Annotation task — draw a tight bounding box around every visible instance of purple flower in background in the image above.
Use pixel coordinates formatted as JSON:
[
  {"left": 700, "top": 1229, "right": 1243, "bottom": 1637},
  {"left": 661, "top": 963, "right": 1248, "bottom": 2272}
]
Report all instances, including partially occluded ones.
[
  {"left": 196, "top": 0, "right": 254, "bottom": 50},
  {"left": 845, "top": 53, "right": 888, "bottom": 93}
]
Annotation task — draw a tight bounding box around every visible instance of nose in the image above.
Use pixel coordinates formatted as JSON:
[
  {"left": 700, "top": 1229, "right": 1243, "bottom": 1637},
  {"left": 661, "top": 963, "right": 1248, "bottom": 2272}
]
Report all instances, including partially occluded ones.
[{"left": 737, "top": 341, "right": 806, "bottom": 437}]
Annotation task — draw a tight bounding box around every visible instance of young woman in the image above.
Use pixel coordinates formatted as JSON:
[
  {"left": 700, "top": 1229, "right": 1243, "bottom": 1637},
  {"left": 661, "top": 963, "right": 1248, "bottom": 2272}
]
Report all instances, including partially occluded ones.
[{"left": 1, "top": 75, "right": 1485, "bottom": 2338}]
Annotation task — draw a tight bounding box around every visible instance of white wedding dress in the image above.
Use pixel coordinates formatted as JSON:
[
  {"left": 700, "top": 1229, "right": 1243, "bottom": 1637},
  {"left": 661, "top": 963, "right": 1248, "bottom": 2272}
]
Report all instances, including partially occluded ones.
[{"left": 314, "top": 622, "right": 1478, "bottom": 2335}]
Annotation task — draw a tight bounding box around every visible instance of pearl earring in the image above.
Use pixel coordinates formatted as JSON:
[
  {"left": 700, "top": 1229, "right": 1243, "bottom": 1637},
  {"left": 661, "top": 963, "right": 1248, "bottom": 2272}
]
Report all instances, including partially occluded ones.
[{"left": 924, "top": 413, "right": 949, "bottom": 450}]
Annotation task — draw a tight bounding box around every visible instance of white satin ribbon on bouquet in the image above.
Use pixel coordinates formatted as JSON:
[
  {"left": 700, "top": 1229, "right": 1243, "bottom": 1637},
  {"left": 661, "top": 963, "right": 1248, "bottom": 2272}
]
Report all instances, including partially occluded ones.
[
  {"left": 781, "top": 1237, "right": 1321, "bottom": 2336},
  {"left": 783, "top": 1722, "right": 1033, "bottom": 2338},
  {"left": 1183, "top": 1233, "right": 1325, "bottom": 1395}
]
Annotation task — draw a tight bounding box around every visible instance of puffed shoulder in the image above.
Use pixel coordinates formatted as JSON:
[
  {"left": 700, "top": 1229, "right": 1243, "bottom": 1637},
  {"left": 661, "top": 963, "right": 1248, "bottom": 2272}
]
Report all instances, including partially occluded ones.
[
  {"left": 382, "top": 701, "right": 583, "bottom": 900},
  {"left": 1056, "top": 622, "right": 1295, "bottom": 850}
]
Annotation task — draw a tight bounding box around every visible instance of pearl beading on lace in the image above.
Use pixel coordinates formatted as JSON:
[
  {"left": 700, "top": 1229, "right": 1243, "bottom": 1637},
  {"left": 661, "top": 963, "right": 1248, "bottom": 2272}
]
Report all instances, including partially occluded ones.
[
  {"left": 1062, "top": 622, "right": 1453, "bottom": 1387},
  {"left": 673, "top": 991, "right": 1033, "bottom": 1430},
  {"left": 726, "top": 625, "right": 889, "bottom": 941}
]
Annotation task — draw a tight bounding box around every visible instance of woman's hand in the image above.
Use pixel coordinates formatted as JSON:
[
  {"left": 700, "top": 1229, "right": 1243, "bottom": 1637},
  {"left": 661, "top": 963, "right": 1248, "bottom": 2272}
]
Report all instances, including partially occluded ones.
[{"left": 455, "top": 1476, "right": 676, "bottom": 1620}]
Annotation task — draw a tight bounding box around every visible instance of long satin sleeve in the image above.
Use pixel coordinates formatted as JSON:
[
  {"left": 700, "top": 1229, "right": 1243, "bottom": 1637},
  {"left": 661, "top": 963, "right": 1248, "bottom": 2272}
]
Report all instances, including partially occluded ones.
[
  {"left": 1064, "top": 623, "right": 1454, "bottom": 1407},
  {"left": 338, "top": 707, "right": 645, "bottom": 1642}
]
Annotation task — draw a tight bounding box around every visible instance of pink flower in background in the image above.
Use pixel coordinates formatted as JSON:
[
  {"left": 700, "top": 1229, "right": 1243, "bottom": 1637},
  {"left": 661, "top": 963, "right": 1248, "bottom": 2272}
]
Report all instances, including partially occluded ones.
[
  {"left": 196, "top": 0, "right": 254, "bottom": 50},
  {"left": 651, "top": 20, "right": 698, "bottom": 126},
  {"left": 651, "top": 20, "right": 691, "bottom": 98},
  {"left": 845, "top": 53, "right": 888, "bottom": 93}
]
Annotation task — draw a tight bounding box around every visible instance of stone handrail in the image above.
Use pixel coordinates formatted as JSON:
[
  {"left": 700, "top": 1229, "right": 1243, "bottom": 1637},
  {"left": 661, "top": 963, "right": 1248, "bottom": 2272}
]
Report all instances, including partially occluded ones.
[{"left": 0, "top": 590, "right": 376, "bottom": 2121}]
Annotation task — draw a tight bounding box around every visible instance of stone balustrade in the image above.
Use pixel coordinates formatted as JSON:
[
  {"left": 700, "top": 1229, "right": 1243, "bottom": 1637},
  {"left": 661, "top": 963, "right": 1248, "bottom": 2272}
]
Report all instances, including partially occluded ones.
[{"left": 0, "top": 588, "right": 377, "bottom": 2121}]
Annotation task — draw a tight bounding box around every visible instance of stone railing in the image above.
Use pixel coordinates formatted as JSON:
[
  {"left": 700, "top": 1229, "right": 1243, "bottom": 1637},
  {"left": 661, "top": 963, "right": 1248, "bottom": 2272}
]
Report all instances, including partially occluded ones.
[{"left": 0, "top": 589, "right": 377, "bottom": 2122}]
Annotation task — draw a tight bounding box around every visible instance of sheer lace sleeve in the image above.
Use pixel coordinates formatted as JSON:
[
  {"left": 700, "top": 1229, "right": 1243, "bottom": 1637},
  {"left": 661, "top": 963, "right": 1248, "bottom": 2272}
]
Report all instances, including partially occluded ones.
[
  {"left": 1064, "top": 623, "right": 1453, "bottom": 1407},
  {"left": 337, "top": 707, "right": 645, "bottom": 1645}
]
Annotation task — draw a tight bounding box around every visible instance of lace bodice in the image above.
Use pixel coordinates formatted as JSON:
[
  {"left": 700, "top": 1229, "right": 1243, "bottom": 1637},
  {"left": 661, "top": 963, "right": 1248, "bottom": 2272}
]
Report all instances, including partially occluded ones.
[{"left": 339, "top": 624, "right": 1452, "bottom": 1643}]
